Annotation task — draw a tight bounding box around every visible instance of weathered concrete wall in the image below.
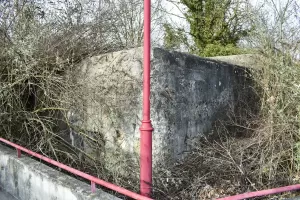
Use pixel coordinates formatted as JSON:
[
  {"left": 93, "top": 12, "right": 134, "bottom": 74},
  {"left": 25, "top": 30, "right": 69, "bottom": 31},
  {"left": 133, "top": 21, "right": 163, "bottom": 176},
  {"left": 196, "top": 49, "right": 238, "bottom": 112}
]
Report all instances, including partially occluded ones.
[
  {"left": 67, "top": 47, "right": 251, "bottom": 170},
  {"left": 210, "top": 54, "right": 261, "bottom": 69},
  {"left": 0, "top": 144, "right": 119, "bottom": 200}
]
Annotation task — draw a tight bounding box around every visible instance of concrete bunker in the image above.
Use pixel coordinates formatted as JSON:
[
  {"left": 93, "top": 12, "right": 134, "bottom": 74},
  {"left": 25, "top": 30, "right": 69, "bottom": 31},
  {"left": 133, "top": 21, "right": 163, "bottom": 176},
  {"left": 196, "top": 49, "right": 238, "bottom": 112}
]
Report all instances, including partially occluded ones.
[{"left": 63, "top": 47, "right": 254, "bottom": 173}]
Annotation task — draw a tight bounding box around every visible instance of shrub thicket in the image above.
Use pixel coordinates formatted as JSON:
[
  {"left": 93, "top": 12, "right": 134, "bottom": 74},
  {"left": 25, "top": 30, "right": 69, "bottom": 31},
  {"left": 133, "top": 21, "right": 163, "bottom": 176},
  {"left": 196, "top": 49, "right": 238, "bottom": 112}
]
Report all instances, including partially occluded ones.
[{"left": 1, "top": 0, "right": 300, "bottom": 199}]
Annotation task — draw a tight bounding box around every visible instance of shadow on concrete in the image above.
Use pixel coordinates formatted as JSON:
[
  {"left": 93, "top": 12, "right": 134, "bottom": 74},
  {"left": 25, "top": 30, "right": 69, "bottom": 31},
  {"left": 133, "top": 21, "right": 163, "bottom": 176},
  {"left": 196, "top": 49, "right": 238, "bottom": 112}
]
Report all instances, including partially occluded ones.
[{"left": 0, "top": 187, "right": 18, "bottom": 200}]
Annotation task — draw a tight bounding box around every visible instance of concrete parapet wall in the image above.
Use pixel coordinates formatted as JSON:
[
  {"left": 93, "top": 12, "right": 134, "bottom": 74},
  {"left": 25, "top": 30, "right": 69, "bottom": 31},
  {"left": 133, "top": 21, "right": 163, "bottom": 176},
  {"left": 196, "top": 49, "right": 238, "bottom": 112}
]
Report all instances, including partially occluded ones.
[{"left": 0, "top": 144, "right": 119, "bottom": 200}]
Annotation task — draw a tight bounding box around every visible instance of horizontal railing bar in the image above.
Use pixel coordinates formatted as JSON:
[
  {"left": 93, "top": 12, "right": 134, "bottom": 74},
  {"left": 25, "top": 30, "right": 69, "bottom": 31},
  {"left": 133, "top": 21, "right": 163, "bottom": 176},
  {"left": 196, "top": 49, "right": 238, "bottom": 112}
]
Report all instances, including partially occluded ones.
[
  {"left": 216, "top": 184, "right": 300, "bottom": 200},
  {"left": 0, "top": 138, "right": 152, "bottom": 200}
]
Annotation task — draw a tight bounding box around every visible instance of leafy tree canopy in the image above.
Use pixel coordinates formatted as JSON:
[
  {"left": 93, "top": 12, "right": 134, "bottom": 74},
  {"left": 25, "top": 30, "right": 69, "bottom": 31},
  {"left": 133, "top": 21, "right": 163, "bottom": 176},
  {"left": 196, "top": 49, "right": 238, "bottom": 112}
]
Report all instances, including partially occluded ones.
[
  {"left": 163, "top": 23, "right": 188, "bottom": 51},
  {"left": 180, "top": 0, "right": 251, "bottom": 56}
]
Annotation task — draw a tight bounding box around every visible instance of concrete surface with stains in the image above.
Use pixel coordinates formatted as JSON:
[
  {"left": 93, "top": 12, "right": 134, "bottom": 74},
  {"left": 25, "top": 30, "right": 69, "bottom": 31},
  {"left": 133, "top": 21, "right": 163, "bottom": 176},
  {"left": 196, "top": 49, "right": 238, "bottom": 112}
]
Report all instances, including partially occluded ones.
[
  {"left": 64, "top": 47, "right": 255, "bottom": 175},
  {"left": 0, "top": 144, "right": 120, "bottom": 200},
  {"left": 0, "top": 187, "right": 18, "bottom": 200}
]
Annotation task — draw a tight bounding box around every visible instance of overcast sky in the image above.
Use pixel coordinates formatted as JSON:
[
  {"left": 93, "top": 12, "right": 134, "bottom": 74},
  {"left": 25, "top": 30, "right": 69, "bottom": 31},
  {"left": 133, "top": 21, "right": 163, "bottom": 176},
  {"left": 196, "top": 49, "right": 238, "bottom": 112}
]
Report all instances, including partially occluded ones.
[
  {"left": 158, "top": 0, "right": 299, "bottom": 34},
  {"left": 152, "top": 0, "right": 300, "bottom": 47},
  {"left": 161, "top": 0, "right": 298, "bottom": 23}
]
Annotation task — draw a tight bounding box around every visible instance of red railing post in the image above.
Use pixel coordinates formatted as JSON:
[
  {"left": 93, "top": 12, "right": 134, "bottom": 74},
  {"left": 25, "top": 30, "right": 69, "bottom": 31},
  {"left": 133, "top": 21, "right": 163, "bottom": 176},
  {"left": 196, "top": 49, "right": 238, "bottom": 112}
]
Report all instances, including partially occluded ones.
[
  {"left": 17, "top": 148, "right": 21, "bottom": 158},
  {"left": 91, "top": 181, "right": 96, "bottom": 193},
  {"left": 140, "top": 0, "right": 153, "bottom": 197}
]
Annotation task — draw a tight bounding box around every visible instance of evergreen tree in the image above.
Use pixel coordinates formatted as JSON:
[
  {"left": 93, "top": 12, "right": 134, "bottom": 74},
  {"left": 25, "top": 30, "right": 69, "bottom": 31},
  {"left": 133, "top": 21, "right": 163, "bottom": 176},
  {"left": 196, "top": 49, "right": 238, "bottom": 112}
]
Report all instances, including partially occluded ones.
[
  {"left": 180, "top": 0, "right": 251, "bottom": 56},
  {"left": 163, "top": 23, "right": 188, "bottom": 51}
]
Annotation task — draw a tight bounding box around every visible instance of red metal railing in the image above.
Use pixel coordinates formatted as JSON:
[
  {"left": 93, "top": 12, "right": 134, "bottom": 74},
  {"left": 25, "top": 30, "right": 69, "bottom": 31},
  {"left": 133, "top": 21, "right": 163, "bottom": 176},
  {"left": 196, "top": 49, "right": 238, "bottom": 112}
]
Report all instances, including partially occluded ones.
[
  {"left": 216, "top": 184, "right": 300, "bottom": 200},
  {"left": 0, "top": 138, "right": 153, "bottom": 200}
]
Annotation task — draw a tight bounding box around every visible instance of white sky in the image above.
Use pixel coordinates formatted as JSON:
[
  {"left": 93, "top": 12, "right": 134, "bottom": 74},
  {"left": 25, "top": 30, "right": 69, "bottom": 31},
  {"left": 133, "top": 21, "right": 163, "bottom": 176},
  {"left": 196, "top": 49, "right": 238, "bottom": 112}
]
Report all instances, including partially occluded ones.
[
  {"left": 160, "top": 0, "right": 298, "bottom": 24},
  {"left": 156, "top": 0, "right": 300, "bottom": 41}
]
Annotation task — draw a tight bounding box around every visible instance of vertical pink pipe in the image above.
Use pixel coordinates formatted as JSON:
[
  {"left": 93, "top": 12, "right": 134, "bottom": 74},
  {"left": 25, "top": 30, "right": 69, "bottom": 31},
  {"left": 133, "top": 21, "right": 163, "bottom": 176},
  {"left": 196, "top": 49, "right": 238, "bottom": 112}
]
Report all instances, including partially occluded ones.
[{"left": 140, "top": 0, "right": 153, "bottom": 197}]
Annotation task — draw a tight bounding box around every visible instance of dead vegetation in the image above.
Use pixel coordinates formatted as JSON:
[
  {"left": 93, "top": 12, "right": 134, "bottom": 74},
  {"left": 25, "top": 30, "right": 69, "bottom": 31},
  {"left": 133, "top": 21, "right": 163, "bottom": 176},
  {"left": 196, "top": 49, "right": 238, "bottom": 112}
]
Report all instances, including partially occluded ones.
[
  {"left": 1, "top": 0, "right": 300, "bottom": 200},
  {"left": 0, "top": 0, "right": 161, "bottom": 198},
  {"left": 149, "top": 1, "right": 300, "bottom": 199}
]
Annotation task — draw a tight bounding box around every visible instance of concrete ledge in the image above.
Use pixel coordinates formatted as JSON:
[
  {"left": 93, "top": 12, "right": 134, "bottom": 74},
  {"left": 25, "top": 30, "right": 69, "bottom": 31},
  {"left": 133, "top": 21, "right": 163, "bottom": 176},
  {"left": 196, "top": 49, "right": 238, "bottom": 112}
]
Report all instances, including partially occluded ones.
[{"left": 0, "top": 144, "right": 120, "bottom": 200}]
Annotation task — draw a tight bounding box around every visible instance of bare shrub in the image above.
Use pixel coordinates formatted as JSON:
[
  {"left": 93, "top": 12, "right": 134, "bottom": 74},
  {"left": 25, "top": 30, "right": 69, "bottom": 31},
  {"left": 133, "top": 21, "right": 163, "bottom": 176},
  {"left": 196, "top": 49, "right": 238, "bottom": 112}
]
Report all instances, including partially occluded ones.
[
  {"left": 151, "top": 1, "right": 300, "bottom": 199},
  {"left": 0, "top": 0, "right": 140, "bottom": 182},
  {"left": 0, "top": 0, "right": 167, "bottom": 198}
]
